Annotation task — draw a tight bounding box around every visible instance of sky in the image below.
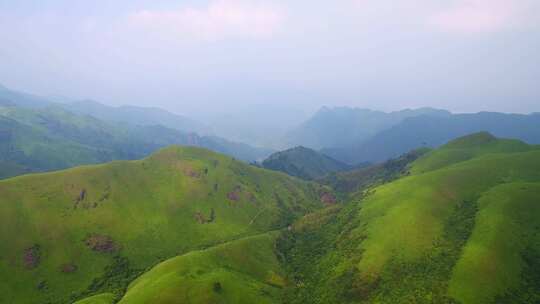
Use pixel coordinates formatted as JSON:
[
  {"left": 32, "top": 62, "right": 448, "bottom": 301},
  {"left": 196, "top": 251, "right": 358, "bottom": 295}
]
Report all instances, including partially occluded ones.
[{"left": 0, "top": 0, "right": 539, "bottom": 118}]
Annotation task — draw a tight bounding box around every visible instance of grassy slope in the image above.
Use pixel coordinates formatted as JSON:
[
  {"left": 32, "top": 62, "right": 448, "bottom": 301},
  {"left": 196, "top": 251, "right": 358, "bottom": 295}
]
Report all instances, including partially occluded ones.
[
  {"left": 117, "top": 232, "right": 284, "bottom": 304},
  {"left": 0, "top": 146, "right": 323, "bottom": 304},
  {"left": 279, "top": 133, "right": 540, "bottom": 303}
]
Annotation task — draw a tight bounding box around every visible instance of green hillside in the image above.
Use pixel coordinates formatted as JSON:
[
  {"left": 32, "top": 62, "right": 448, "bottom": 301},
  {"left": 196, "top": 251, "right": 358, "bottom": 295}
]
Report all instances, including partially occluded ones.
[
  {"left": 262, "top": 146, "right": 351, "bottom": 180},
  {"left": 0, "top": 146, "right": 324, "bottom": 303},
  {"left": 278, "top": 133, "right": 540, "bottom": 303}
]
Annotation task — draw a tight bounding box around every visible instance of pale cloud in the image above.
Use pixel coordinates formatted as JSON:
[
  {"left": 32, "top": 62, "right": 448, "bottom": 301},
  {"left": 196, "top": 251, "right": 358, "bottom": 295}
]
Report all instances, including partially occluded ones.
[
  {"left": 428, "top": 0, "right": 539, "bottom": 33},
  {"left": 126, "top": 0, "right": 285, "bottom": 41},
  {"left": 351, "top": 0, "right": 539, "bottom": 34}
]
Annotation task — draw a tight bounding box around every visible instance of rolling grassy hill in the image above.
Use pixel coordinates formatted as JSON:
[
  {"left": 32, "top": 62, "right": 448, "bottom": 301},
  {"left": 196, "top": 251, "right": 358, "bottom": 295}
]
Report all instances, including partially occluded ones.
[
  {"left": 262, "top": 146, "right": 351, "bottom": 180},
  {"left": 0, "top": 146, "right": 325, "bottom": 303},
  {"left": 117, "top": 232, "right": 284, "bottom": 304},
  {"left": 278, "top": 133, "right": 540, "bottom": 303}
]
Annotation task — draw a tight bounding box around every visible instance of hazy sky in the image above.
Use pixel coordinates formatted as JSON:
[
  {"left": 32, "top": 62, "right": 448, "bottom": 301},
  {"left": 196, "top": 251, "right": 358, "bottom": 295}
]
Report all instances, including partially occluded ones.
[{"left": 1, "top": 0, "right": 539, "bottom": 117}]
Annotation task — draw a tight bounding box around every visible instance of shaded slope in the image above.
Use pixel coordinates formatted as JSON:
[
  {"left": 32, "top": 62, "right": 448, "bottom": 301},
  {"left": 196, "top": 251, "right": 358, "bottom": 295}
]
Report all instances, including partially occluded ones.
[
  {"left": 321, "top": 148, "right": 429, "bottom": 193},
  {"left": 278, "top": 134, "right": 540, "bottom": 303},
  {"left": 0, "top": 146, "right": 323, "bottom": 303},
  {"left": 262, "top": 146, "right": 351, "bottom": 180}
]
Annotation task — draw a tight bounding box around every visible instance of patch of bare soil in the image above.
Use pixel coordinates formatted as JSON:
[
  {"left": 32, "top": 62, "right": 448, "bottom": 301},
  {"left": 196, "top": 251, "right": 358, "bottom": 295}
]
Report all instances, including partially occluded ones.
[
  {"left": 73, "top": 188, "right": 87, "bottom": 209},
  {"left": 194, "top": 209, "right": 216, "bottom": 224},
  {"left": 320, "top": 192, "right": 337, "bottom": 205},
  {"left": 247, "top": 192, "right": 258, "bottom": 203},
  {"left": 184, "top": 168, "right": 201, "bottom": 178},
  {"left": 60, "top": 263, "right": 78, "bottom": 273},
  {"left": 23, "top": 245, "right": 41, "bottom": 269},
  {"left": 227, "top": 185, "right": 242, "bottom": 201},
  {"left": 85, "top": 234, "right": 119, "bottom": 253},
  {"left": 194, "top": 212, "right": 207, "bottom": 224}
]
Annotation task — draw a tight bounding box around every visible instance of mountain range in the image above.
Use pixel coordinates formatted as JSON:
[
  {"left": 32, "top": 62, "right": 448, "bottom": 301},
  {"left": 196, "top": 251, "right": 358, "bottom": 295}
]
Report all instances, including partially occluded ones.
[
  {"left": 323, "top": 111, "right": 540, "bottom": 164},
  {"left": 63, "top": 100, "right": 208, "bottom": 135},
  {"left": 285, "top": 106, "right": 451, "bottom": 149},
  {"left": 281, "top": 105, "right": 540, "bottom": 165},
  {"left": 0, "top": 86, "right": 273, "bottom": 179}
]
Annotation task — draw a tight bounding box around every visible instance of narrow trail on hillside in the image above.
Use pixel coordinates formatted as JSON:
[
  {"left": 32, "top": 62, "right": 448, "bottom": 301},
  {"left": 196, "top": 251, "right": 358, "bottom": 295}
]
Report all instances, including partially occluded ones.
[{"left": 248, "top": 208, "right": 268, "bottom": 226}]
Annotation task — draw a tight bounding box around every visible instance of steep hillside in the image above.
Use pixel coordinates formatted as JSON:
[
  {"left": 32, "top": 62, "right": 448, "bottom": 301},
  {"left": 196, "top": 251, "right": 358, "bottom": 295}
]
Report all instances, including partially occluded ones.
[
  {"left": 0, "top": 105, "right": 272, "bottom": 178},
  {"left": 0, "top": 146, "right": 324, "bottom": 303},
  {"left": 286, "top": 107, "right": 449, "bottom": 149},
  {"left": 278, "top": 133, "right": 540, "bottom": 303},
  {"left": 262, "top": 146, "right": 351, "bottom": 180},
  {"left": 326, "top": 112, "right": 540, "bottom": 164}
]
